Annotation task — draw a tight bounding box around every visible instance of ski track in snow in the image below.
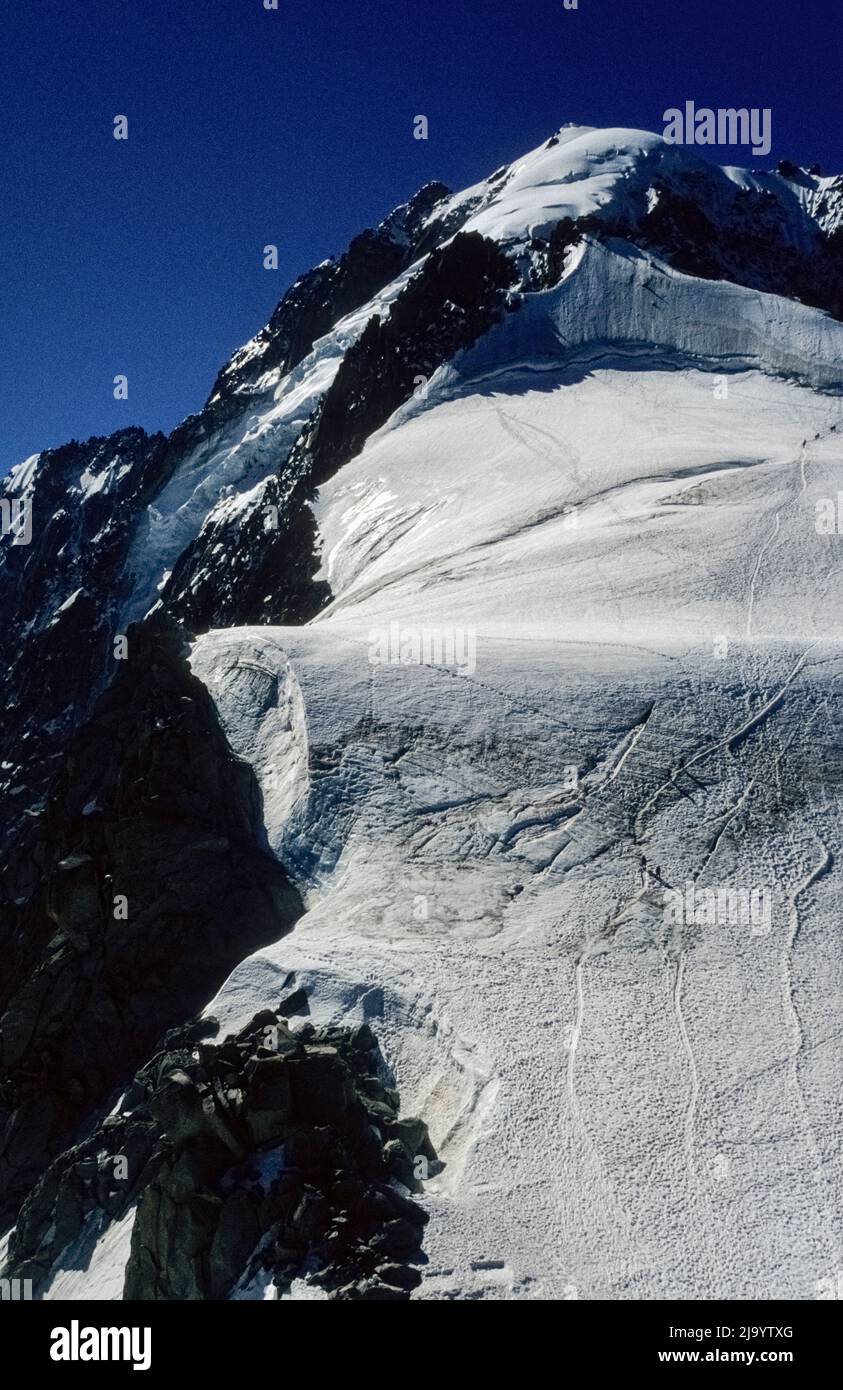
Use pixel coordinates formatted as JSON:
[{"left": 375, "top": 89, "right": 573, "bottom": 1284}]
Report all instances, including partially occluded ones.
[
  {"left": 746, "top": 510, "right": 782, "bottom": 640},
  {"left": 781, "top": 836, "right": 833, "bottom": 1172}
]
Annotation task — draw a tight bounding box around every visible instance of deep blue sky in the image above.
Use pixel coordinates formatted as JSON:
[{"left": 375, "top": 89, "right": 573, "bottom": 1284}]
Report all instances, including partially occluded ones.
[{"left": 1, "top": 0, "right": 839, "bottom": 474}]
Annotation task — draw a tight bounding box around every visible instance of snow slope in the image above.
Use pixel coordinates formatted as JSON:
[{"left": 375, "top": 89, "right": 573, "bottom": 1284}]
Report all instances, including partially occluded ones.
[{"left": 311, "top": 237, "right": 843, "bottom": 645}]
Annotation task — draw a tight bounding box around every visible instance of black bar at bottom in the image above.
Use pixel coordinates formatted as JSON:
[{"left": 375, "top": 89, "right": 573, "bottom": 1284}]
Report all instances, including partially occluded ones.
[{"left": 0, "top": 1297, "right": 836, "bottom": 1377}]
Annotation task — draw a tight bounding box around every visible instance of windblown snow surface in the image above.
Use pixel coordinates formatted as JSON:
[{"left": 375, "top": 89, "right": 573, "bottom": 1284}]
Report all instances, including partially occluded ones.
[{"left": 50, "top": 127, "right": 843, "bottom": 1299}]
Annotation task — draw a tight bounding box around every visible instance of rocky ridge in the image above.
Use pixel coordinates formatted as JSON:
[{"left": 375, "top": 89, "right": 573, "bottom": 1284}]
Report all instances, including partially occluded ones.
[{"left": 7, "top": 1000, "right": 435, "bottom": 1301}]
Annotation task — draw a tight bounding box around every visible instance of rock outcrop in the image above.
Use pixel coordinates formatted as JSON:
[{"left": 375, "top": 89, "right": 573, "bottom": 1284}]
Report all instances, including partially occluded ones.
[{"left": 7, "top": 1002, "right": 437, "bottom": 1301}]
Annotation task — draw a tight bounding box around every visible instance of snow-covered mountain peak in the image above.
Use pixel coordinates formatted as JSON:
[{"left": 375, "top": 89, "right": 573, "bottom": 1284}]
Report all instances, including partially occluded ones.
[
  {"left": 431, "top": 123, "right": 843, "bottom": 257},
  {"left": 436, "top": 125, "right": 672, "bottom": 245},
  {"left": 3, "top": 116, "right": 843, "bottom": 1306}
]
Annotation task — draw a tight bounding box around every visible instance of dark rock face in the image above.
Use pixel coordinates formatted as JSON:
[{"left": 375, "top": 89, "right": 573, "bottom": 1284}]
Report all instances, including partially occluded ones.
[
  {"left": 162, "top": 231, "right": 517, "bottom": 632},
  {"left": 6, "top": 1006, "right": 436, "bottom": 1302},
  {"left": 527, "top": 216, "right": 589, "bottom": 290},
  {"left": 163, "top": 463, "right": 331, "bottom": 632},
  {"left": 0, "top": 429, "right": 167, "bottom": 853},
  {"left": 0, "top": 614, "right": 302, "bottom": 1228},
  {"left": 638, "top": 182, "right": 843, "bottom": 320}
]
